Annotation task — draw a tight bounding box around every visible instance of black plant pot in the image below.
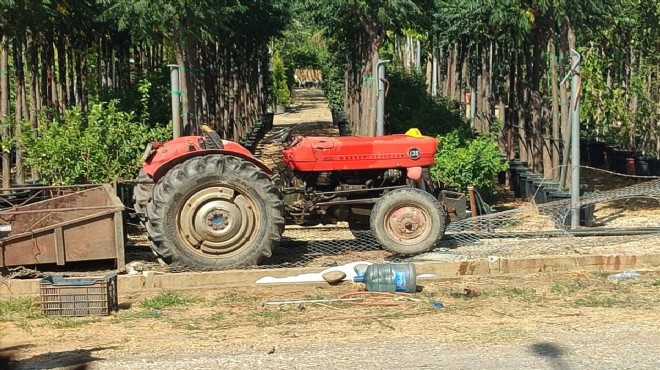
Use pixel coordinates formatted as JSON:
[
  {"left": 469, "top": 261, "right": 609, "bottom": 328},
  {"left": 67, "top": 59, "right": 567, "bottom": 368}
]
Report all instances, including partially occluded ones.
[
  {"left": 651, "top": 158, "right": 660, "bottom": 176},
  {"left": 610, "top": 149, "right": 631, "bottom": 174},
  {"left": 548, "top": 189, "right": 595, "bottom": 227},
  {"left": 262, "top": 113, "right": 274, "bottom": 132},
  {"left": 509, "top": 160, "right": 529, "bottom": 193},
  {"left": 603, "top": 145, "right": 614, "bottom": 170},
  {"left": 561, "top": 204, "right": 595, "bottom": 228},
  {"left": 520, "top": 173, "right": 543, "bottom": 200},
  {"left": 533, "top": 180, "right": 560, "bottom": 204},
  {"left": 636, "top": 155, "right": 651, "bottom": 176},
  {"left": 337, "top": 119, "right": 352, "bottom": 136},
  {"left": 587, "top": 141, "right": 606, "bottom": 167},
  {"left": 579, "top": 139, "right": 590, "bottom": 164}
]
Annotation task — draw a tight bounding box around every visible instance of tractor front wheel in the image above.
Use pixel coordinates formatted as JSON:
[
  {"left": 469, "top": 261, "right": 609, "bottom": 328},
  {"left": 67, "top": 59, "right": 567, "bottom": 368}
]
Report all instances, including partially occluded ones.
[
  {"left": 146, "top": 155, "right": 284, "bottom": 270},
  {"left": 370, "top": 188, "right": 445, "bottom": 255}
]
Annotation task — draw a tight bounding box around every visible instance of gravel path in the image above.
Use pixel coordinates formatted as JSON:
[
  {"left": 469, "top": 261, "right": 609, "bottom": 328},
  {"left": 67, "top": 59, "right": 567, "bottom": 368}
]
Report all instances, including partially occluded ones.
[{"left": 42, "top": 323, "right": 658, "bottom": 370}]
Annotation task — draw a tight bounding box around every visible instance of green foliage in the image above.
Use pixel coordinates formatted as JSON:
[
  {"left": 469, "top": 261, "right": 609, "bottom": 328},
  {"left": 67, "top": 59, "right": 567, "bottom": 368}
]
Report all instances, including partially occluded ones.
[
  {"left": 431, "top": 129, "right": 508, "bottom": 197},
  {"left": 0, "top": 297, "right": 40, "bottom": 321},
  {"left": 580, "top": 45, "right": 660, "bottom": 153},
  {"left": 93, "top": 69, "right": 172, "bottom": 128},
  {"left": 139, "top": 291, "right": 197, "bottom": 310},
  {"left": 272, "top": 51, "right": 291, "bottom": 105},
  {"left": 24, "top": 100, "right": 170, "bottom": 185},
  {"left": 381, "top": 66, "right": 506, "bottom": 197},
  {"left": 385, "top": 66, "right": 466, "bottom": 136},
  {"left": 321, "top": 52, "right": 346, "bottom": 110}
]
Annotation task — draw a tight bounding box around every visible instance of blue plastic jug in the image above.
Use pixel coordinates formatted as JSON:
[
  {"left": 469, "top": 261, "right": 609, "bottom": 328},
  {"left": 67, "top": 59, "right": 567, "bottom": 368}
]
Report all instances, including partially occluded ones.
[{"left": 353, "top": 263, "right": 417, "bottom": 293}]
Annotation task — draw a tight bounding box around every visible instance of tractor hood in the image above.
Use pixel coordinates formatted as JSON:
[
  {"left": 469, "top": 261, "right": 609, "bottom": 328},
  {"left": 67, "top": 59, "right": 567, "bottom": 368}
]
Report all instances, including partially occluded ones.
[{"left": 282, "top": 134, "right": 438, "bottom": 172}]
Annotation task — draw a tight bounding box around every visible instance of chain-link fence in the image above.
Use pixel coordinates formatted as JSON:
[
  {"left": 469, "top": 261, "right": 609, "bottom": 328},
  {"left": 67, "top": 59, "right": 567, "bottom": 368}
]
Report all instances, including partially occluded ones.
[
  {"left": 159, "top": 175, "right": 660, "bottom": 272},
  {"left": 2, "top": 172, "right": 659, "bottom": 278}
]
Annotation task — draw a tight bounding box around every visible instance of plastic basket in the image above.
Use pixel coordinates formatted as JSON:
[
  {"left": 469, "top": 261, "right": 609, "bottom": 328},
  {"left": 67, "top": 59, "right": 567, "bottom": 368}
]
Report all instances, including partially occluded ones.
[{"left": 40, "top": 273, "right": 118, "bottom": 316}]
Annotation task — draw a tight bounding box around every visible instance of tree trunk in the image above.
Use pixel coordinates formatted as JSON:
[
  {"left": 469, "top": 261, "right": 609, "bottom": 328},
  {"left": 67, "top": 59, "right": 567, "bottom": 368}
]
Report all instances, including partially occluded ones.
[
  {"left": 56, "top": 35, "right": 67, "bottom": 112},
  {"left": 76, "top": 50, "right": 86, "bottom": 111},
  {"left": 530, "top": 26, "right": 546, "bottom": 175},
  {"left": 628, "top": 46, "right": 638, "bottom": 150},
  {"left": 516, "top": 50, "right": 529, "bottom": 163},
  {"left": 549, "top": 35, "right": 561, "bottom": 181},
  {"left": 67, "top": 44, "right": 75, "bottom": 105},
  {"left": 173, "top": 23, "right": 199, "bottom": 136},
  {"left": 445, "top": 45, "right": 454, "bottom": 100},
  {"left": 506, "top": 43, "right": 516, "bottom": 160},
  {"left": 0, "top": 36, "right": 10, "bottom": 189},
  {"left": 345, "top": 25, "right": 381, "bottom": 137},
  {"left": 13, "top": 40, "right": 26, "bottom": 185},
  {"left": 42, "top": 32, "right": 55, "bottom": 115},
  {"left": 27, "top": 29, "right": 40, "bottom": 180}
]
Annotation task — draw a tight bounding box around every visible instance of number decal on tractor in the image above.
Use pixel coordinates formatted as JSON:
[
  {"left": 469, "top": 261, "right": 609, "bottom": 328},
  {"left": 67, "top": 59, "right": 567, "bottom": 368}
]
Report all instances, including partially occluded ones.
[{"left": 408, "top": 148, "right": 421, "bottom": 159}]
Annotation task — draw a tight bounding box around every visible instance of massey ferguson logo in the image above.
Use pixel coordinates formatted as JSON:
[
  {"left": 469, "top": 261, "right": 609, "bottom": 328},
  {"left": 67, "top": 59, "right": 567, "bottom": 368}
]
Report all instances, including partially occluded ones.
[{"left": 408, "top": 148, "right": 421, "bottom": 159}]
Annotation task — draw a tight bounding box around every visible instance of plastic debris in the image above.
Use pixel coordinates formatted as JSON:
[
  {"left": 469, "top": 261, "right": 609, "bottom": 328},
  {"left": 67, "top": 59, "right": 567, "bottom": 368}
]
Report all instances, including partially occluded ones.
[{"left": 607, "top": 269, "right": 641, "bottom": 282}]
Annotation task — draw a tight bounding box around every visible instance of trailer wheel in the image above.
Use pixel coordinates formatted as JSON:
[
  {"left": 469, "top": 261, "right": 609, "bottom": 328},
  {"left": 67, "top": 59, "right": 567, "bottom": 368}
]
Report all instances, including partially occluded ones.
[
  {"left": 370, "top": 188, "right": 445, "bottom": 255},
  {"left": 146, "top": 155, "right": 284, "bottom": 270}
]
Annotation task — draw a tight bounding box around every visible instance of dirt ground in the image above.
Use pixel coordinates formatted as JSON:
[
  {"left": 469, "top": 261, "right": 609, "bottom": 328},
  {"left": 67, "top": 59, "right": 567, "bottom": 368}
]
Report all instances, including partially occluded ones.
[
  {"left": 1, "top": 88, "right": 660, "bottom": 369},
  {"left": 1, "top": 271, "right": 660, "bottom": 369}
]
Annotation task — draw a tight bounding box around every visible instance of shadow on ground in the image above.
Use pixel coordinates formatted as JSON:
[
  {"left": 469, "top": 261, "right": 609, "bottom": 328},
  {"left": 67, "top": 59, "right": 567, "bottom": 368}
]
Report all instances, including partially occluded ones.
[
  {"left": 528, "top": 342, "right": 571, "bottom": 370},
  {"left": 1, "top": 346, "right": 115, "bottom": 370}
]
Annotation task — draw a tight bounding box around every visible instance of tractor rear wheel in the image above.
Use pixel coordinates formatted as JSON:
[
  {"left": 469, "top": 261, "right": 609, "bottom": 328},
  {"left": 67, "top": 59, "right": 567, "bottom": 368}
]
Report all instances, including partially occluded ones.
[
  {"left": 370, "top": 188, "right": 445, "bottom": 255},
  {"left": 146, "top": 155, "right": 285, "bottom": 270}
]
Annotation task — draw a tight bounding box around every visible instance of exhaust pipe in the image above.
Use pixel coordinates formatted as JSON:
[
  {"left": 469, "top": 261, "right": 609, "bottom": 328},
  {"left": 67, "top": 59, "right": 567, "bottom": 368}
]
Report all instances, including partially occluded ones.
[{"left": 376, "top": 59, "right": 390, "bottom": 136}]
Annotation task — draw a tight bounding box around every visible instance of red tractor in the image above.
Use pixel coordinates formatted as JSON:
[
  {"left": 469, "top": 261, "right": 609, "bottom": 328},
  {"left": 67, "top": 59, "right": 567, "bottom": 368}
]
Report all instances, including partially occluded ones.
[{"left": 134, "top": 127, "right": 462, "bottom": 270}]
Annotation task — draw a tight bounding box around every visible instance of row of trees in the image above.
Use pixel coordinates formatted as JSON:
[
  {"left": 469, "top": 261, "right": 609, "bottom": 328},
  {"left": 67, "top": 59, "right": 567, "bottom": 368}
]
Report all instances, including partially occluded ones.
[
  {"left": 426, "top": 0, "right": 660, "bottom": 182},
  {"left": 292, "top": 0, "right": 660, "bottom": 184},
  {"left": 0, "top": 0, "right": 290, "bottom": 186},
  {"left": 1, "top": 0, "right": 658, "bottom": 187}
]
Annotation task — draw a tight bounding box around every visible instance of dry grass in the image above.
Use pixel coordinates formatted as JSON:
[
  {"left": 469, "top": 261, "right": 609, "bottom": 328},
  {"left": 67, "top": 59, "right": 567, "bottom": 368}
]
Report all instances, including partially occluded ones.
[{"left": 2, "top": 270, "right": 660, "bottom": 358}]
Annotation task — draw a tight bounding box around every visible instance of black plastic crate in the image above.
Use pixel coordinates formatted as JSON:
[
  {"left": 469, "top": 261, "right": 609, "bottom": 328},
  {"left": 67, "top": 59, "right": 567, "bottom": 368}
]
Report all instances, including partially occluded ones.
[{"left": 40, "top": 273, "right": 118, "bottom": 316}]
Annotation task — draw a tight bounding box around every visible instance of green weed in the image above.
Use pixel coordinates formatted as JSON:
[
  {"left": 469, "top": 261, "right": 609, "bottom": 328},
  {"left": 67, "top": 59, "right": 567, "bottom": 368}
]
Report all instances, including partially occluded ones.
[
  {"left": 209, "top": 291, "right": 259, "bottom": 306},
  {"left": 0, "top": 298, "right": 41, "bottom": 321},
  {"left": 497, "top": 287, "right": 539, "bottom": 302},
  {"left": 573, "top": 294, "right": 631, "bottom": 308},
  {"left": 110, "top": 309, "right": 163, "bottom": 323},
  {"left": 44, "top": 317, "right": 101, "bottom": 328},
  {"left": 550, "top": 282, "right": 586, "bottom": 295},
  {"left": 593, "top": 271, "right": 612, "bottom": 279},
  {"left": 139, "top": 291, "right": 197, "bottom": 310}
]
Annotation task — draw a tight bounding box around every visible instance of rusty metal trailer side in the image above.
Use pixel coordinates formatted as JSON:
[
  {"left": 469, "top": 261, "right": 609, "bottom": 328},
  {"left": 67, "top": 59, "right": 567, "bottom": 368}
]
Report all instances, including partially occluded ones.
[{"left": 0, "top": 184, "right": 125, "bottom": 269}]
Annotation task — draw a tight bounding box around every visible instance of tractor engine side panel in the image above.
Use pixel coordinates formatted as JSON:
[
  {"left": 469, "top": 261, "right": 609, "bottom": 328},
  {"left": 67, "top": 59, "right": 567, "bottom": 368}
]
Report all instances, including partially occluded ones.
[{"left": 282, "top": 135, "right": 438, "bottom": 172}]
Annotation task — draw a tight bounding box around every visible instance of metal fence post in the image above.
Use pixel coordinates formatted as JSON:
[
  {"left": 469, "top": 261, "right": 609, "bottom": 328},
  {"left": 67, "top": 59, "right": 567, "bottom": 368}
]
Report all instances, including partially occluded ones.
[{"left": 168, "top": 64, "right": 181, "bottom": 139}]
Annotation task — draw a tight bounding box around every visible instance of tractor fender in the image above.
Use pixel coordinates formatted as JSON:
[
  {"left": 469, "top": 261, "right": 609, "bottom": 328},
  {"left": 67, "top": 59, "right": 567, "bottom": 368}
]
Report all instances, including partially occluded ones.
[{"left": 142, "top": 135, "right": 273, "bottom": 183}]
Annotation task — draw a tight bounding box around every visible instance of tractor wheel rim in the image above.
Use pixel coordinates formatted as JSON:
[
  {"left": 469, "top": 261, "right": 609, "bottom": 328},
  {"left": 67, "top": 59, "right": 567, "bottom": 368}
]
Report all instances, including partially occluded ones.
[
  {"left": 177, "top": 185, "right": 260, "bottom": 257},
  {"left": 384, "top": 204, "right": 431, "bottom": 245}
]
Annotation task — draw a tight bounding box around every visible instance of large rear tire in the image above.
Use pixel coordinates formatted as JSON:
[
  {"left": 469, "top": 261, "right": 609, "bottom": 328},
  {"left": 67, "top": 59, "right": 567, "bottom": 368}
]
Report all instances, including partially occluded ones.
[
  {"left": 370, "top": 188, "right": 445, "bottom": 255},
  {"left": 146, "top": 155, "right": 285, "bottom": 270}
]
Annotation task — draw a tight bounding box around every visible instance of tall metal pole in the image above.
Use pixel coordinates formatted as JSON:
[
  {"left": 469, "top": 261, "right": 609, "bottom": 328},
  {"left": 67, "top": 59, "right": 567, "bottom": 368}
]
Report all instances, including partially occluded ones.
[
  {"left": 376, "top": 59, "right": 390, "bottom": 136},
  {"left": 569, "top": 49, "right": 582, "bottom": 229},
  {"left": 168, "top": 64, "right": 181, "bottom": 139}
]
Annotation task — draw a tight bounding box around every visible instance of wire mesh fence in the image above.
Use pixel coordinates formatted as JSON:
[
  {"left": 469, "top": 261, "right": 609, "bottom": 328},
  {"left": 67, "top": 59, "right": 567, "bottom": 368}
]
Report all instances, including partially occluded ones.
[
  {"left": 2, "top": 173, "right": 659, "bottom": 278},
  {"left": 255, "top": 175, "right": 660, "bottom": 270},
  {"left": 151, "top": 175, "right": 660, "bottom": 273}
]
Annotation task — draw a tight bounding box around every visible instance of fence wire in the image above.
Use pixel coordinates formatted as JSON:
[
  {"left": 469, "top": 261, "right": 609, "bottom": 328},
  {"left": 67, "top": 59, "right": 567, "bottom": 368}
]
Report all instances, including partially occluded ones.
[
  {"left": 3, "top": 177, "right": 660, "bottom": 277},
  {"left": 148, "top": 177, "right": 660, "bottom": 273}
]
